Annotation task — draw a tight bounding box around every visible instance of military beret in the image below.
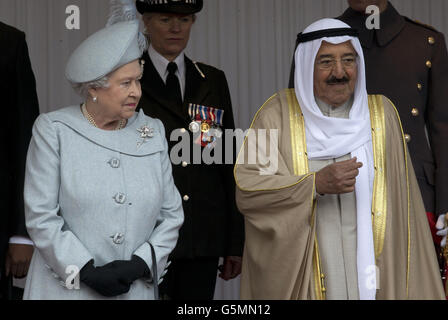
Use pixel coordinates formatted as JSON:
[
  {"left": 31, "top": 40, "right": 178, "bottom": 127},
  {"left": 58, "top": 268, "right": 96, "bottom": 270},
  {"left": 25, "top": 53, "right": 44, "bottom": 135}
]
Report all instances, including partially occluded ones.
[
  {"left": 66, "top": 20, "right": 143, "bottom": 84},
  {"left": 136, "top": 0, "right": 203, "bottom": 15}
]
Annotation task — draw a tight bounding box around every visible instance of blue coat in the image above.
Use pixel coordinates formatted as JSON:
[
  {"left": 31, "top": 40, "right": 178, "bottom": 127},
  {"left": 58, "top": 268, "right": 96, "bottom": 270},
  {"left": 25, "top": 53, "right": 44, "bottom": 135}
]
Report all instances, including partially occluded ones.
[{"left": 23, "top": 106, "right": 184, "bottom": 300}]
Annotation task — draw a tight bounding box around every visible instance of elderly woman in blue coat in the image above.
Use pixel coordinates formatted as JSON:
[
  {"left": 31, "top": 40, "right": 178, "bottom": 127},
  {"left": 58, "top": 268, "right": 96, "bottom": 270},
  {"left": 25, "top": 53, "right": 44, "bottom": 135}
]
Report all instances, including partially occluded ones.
[{"left": 22, "top": 2, "right": 183, "bottom": 300}]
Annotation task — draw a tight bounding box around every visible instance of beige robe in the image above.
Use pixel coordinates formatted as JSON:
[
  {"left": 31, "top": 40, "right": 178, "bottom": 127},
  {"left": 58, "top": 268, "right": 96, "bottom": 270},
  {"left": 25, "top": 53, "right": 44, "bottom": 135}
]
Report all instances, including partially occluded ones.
[{"left": 234, "top": 89, "right": 445, "bottom": 300}]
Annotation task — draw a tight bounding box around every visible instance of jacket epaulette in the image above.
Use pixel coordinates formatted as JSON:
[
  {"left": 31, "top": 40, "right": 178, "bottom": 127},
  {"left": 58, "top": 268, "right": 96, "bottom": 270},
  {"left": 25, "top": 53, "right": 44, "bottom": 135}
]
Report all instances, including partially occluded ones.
[
  {"left": 192, "top": 60, "right": 206, "bottom": 79},
  {"left": 405, "top": 17, "right": 438, "bottom": 32}
]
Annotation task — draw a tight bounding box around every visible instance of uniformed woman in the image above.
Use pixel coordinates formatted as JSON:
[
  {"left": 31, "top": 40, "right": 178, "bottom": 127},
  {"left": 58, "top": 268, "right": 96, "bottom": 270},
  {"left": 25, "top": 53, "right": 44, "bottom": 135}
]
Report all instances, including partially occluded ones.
[
  {"left": 22, "top": 1, "right": 183, "bottom": 300},
  {"left": 136, "top": 0, "right": 245, "bottom": 300}
]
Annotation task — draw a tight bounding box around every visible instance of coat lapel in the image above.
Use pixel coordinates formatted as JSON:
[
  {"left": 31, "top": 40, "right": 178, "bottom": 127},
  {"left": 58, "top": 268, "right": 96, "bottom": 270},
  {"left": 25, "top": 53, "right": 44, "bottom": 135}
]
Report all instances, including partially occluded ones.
[{"left": 184, "top": 56, "right": 211, "bottom": 109}]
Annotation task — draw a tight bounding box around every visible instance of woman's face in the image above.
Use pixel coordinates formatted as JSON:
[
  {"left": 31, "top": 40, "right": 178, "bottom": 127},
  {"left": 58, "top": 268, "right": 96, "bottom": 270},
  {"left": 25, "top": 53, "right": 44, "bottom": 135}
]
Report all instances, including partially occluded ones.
[
  {"left": 143, "top": 13, "right": 195, "bottom": 61},
  {"left": 90, "top": 59, "right": 143, "bottom": 120}
]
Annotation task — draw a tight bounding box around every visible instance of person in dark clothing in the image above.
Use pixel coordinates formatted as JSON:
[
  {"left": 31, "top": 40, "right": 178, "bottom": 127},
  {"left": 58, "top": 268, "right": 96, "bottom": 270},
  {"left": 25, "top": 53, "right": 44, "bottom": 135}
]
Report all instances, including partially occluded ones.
[
  {"left": 135, "top": 0, "right": 245, "bottom": 300},
  {"left": 0, "top": 21, "right": 39, "bottom": 300}
]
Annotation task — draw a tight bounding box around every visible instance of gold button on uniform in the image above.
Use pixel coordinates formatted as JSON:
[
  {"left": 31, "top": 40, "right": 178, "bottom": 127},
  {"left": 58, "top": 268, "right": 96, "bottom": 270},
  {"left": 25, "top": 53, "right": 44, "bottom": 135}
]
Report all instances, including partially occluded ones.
[
  {"left": 426, "top": 60, "right": 432, "bottom": 68},
  {"left": 428, "top": 36, "right": 435, "bottom": 45},
  {"left": 411, "top": 108, "right": 419, "bottom": 116},
  {"left": 417, "top": 83, "right": 422, "bottom": 91},
  {"left": 183, "top": 195, "right": 190, "bottom": 202},
  {"left": 404, "top": 134, "right": 411, "bottom": 143},
  {"left": 182, "top": 161, "right": 188, "bottom": 168}
]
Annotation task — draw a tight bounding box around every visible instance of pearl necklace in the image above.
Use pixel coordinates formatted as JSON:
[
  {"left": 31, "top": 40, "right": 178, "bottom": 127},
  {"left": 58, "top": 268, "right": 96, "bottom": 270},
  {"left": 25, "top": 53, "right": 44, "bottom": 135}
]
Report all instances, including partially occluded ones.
[{"left": 81, "top": 104, "right": 126, "bottom": 131}]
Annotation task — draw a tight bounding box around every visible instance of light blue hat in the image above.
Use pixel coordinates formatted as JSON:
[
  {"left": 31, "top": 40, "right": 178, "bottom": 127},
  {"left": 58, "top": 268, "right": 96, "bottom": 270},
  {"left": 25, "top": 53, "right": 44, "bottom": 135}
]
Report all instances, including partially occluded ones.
[{"left": 66, "top": 0, "right": 147, "bottom": 83}]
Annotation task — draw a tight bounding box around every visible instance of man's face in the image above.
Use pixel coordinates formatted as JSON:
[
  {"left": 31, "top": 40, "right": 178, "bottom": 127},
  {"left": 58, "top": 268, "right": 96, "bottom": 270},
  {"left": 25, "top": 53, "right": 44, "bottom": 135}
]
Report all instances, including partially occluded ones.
[
  {"left": 143, "top": 12, "right": 195, "bottom": 61},
  {"left": 313, "top": 40, "right": 358, "bottom": 107},
  {"left": 347, "top": 0, "right": 388, "bottom": 12}
]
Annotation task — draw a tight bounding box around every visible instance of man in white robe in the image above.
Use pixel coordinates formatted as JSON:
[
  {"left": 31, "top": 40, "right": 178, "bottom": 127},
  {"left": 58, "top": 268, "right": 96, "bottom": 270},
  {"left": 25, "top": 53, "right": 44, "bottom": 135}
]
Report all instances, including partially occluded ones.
[{"left": 234, "top": 18, "right": 445, "bottom": 300}]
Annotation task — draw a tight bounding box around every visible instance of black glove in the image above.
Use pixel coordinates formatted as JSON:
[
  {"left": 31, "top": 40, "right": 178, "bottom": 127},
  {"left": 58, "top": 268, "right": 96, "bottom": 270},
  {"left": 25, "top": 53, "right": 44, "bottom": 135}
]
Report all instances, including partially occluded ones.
[
  {"left": 80, "top": 256, "right": 150, "bottom": 297},
  {"left": 104, "top": 255, "right": 151, "bottom": 284}
]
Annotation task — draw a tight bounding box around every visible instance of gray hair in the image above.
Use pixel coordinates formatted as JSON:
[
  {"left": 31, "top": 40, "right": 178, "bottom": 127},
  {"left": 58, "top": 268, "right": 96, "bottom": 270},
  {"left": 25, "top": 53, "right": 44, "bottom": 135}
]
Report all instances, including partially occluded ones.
[
  {"left": 70, "top": 76, "right": 110, "bottom": 98},
  {"left": 70, "top": 58, "right": 146, "bottom": 98}
]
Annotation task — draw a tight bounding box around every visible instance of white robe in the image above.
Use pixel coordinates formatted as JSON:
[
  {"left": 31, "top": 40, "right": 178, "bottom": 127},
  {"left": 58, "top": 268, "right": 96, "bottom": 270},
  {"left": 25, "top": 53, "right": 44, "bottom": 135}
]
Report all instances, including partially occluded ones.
[{"left": 309, "top": 98, "right": 359, "bottom": 300}]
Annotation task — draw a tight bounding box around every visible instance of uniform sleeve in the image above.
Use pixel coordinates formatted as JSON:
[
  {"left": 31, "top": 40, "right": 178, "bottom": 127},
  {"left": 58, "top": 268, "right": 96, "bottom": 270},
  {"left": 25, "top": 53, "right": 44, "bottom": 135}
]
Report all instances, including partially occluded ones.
[
  {"left": 218, "top": 71, "right": 245, "bottom": 257},
  {"left": 133, "top": 119, "right": 184, "bottom": 282},
  {"left": 24, "top": 114, "right": 94, "bottom": 281},
  {"left": 8, "top": 32, "right": 40, "bottom": 238},
  {"left": 427, "top": 33, "right": 448, "bottom": 216}
]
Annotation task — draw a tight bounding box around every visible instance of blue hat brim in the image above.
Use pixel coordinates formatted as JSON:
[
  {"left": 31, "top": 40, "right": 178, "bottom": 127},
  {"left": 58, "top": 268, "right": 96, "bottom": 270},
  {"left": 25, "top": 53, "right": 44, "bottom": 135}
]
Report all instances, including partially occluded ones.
[{"left": 66, "top": 21, "right": 142, "bottom": 84}]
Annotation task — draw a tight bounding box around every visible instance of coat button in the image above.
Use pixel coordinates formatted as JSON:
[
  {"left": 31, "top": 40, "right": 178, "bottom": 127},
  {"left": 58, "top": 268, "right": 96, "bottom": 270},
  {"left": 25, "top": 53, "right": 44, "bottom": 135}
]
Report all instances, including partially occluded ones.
[
  {"left": 114, "top": 193, "right": 126, "bottom": 204},
  {"left": 428, "top": 36, "right": 435, "bottom": 45},
  {"left": 411, "top": 108, "right": 419, "bottom": 116},
  {"left": 404, "top": 134, "right": 411, "bottom": 143},
  {"left": 417, "top": 83, "right": 422, "bottom": 91},
  {"left": 183, "top": 195, "right": 190, "bottom": 202},
  {"left": 109, "top": 158, "right": 120, "bottom": 168},
  {"left": 111, "top": 233, "right": 125, "bottom": 245},
  {"left": 182, "top": 161, "right": 188, "bottom": 168},
  {"left": 180, "top": 128, "right": 187, "bottom": 134},
  {"left": 426, "top": 60, "right": 432, "bottom": 68}
]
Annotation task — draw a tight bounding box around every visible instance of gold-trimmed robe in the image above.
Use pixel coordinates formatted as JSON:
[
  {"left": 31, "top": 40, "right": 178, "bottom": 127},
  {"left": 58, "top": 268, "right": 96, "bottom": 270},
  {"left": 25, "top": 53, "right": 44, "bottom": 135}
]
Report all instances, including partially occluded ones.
[{"left": 234, "top": 89, "right": 445, "bottom": 300}]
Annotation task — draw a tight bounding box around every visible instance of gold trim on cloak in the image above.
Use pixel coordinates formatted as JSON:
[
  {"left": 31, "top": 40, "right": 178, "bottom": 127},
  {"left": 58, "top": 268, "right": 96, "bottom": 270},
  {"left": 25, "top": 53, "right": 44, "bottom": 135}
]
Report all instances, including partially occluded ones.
[
  {"left": 286, "top": 89, "right": 309, "bottom": 175},
  {"left": 285, "top": 89, "right": 326, "bottom": 300},
  {"left": 368, "top": 95, "right": 388, "bottom": 260}
]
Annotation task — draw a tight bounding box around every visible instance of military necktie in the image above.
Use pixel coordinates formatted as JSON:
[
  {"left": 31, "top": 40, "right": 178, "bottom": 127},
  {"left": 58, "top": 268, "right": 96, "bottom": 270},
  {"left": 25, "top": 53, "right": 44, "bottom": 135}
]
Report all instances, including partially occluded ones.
[{"left": 166, "top": 62, "right": 182, "bottom": 106}]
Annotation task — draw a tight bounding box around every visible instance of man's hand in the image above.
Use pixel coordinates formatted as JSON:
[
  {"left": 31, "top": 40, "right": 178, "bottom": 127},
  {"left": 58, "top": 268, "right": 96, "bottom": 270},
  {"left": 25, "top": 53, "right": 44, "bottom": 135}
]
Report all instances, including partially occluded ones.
[
  {"left": 436, "top": 213, "right": 448, "bottom": 248},
  {"left": 315, "top": 157, "right": 363, "bottom": 195},
  {"left": 5, "top": 244, "right": 34, "bottom": 278},
  {"left": 218, "top": 256, "right": 242, "bottom": 281}
]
